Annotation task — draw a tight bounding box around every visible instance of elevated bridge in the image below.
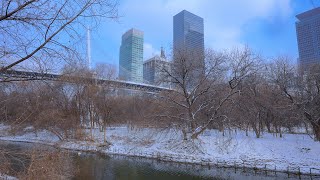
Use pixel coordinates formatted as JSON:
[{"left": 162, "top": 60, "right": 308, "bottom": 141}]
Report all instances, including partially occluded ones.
[{"left": 0, "top": 70, "right": 172, "bottom": 93}]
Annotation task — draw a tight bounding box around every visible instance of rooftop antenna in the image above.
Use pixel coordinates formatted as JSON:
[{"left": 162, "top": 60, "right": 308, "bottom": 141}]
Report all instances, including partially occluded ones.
[{"left": 86, "top": 27, "right": 92, "bottom": 70}]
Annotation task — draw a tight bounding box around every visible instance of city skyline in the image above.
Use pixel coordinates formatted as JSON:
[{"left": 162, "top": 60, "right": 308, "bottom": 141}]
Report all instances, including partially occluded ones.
[
  {"left": 89, "top": 1, "right": 315, "bottom": 69},
  {"left": 122, "top": 10, "right": 204, "bottom": 84}
]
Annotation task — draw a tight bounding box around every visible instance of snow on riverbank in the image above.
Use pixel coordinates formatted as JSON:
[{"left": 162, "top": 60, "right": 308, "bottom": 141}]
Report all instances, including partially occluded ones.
[
  {"left": 0, "top": 174, "right": 17, "bottom": 180},
  {"left": 1, "top": 124, "right": 320, "bottom": 174}
]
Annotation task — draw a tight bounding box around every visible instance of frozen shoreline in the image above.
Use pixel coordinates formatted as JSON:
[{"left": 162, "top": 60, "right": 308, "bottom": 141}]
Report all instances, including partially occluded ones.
[{"left": 1, "top": 124, "right": 320, "bottom": 175}]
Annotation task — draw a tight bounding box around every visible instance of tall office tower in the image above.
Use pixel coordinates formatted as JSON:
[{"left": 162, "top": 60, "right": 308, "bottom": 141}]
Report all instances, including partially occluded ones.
[
  {"left": 173, "top": 10, "right": 204, "bottom": 86},
  {"left": 296, "top": 7, "right": 320, "bottom": 72},
  {"left": 119, "top": 28, "right": 144, "bottom": 82},
  {"left": 143, "top": 47, "right": 171, "bottom": 88},
  {"left": 173, "top": 10, "right": 204, "bottom": 61}
]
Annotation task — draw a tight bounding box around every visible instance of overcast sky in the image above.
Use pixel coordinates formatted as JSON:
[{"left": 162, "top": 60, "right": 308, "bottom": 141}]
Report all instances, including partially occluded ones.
[{"left": 88, "top": 0, "right": 315, "bottom": 68}]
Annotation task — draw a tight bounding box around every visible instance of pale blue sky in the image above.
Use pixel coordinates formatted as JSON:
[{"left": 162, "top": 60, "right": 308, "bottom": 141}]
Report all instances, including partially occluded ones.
[{"left": 88, "top": 0, "right": 316, "bottom": 68}]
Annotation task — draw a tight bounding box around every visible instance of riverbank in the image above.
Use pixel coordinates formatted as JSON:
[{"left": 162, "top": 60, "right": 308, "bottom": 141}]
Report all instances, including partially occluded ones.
[
  {"left": 0, "top": 174, "right": 17, "bottom": 180},
  {"left": 2, "top": 141, "right": 305, "bottom": 180},
  {"left": 1, "top": 124, "right": 320, "bottom": 175}
]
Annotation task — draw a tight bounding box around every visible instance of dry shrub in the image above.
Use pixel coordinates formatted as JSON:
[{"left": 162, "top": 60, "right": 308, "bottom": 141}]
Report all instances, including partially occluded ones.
[
  {"left": 18, "top": 150, "right": 76, "bottom": 180},
  {"left": 74, "top": 128, "right": 88, "bottom": 141},
  {"left": 139, "top": 139, "right": 155, "bottom": 147},
  {"left": 0, "top": 151, "right": 11, "bottom": 176},
  {"left": 7, "top": 124, "right": 27, "bottom": 136},
  {"left": 0, "top": 147, "right": 26, "bottom": 178}
]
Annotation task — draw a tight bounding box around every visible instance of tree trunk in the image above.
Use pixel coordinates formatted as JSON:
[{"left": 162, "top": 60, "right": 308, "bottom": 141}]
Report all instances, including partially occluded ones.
[
  {"left": 245, "top": 123, "right": 249, "bottom": 136},
  {"left": 304, "top": 112, "right": 320, "bottom": 141},
  {"left": 311, "top": 121, "right": 320, "bottom": 141},
  {"left": 265, "top": 113, "right": 272, "bottom": 133},
  {"left": 49, "top": 128, "right": 64, "bottom": 141},
  {"left": 182, "top": 129, "right": 188, "bottom": 140},
  {"left": 287, "top": 126, "right": 292, "bottom": 134},
  {"left": 104, "top": 126, "right": 106, "bottom": 143},
  {"left": 191, "top": 126, "right": 205, "bottom": 139},
  {"left": 274, "top": 122, "right": 279, "bottom": 137},
  {"left": 259, "top": 119, "right": 263, "bottom": 135},
  {"left": 266, "top": 122, "right": 271, "bottom": 133},
  {"left": 252, "top": 122, "right": 260, "bottom": 138},
  {"left": 252, "top": 112, "right": 261, "bottom": 138},
  {"left": 89, "top": 105, "right": 93, "bottom": 141},
  {"left": 304, "top": 122, "right": 309, "bottom": 134},
  {"left": 279, "top": 126, "right": 282, "bottom": 138}
]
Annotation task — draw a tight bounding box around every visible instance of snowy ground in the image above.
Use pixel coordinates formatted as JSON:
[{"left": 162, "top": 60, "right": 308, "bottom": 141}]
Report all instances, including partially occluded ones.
[
  {"left": 0, "top": 124, "right": 320, "bottom": 175},
  {"left": 0, "top": 174, "right": 17, "bottom": 180}
]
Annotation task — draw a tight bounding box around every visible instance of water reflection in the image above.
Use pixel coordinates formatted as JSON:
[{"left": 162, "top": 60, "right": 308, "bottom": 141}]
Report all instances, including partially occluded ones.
[
  {"left": 0, "top": 141, "right": 304, "bottom": 180},
  {"left": 74, "top": 154, "right": 216, "bottom": 180}
]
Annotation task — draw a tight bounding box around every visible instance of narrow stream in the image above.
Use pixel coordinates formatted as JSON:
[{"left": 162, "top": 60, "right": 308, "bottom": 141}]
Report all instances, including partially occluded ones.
[{"left": 0, "top": 141, "right": 305, "bottom": 180}]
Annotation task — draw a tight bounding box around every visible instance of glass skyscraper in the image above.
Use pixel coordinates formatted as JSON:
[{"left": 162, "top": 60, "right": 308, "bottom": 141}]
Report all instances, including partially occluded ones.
[
  {"left": 173, "top": 10, "right": 204, "bottom": 87},
  {"left": 173, "top": 10, "right": 204, "bottom": 59},
  {"left": 296, "top": 7, "right": 320, "bottom": 71},
  {"left": 119, "top": 28, "right": 144, "bottom": 82}
]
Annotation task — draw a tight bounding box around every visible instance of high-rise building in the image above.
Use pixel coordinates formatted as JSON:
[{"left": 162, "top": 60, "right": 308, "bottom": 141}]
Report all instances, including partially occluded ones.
[
  {"left": 296, "top": 7, "right": 320, "bottom": 71},
  {"left": 143, "top": 47, "right": 171, "bottom": 88},
  {"left": 119, "top": 28, "right": 144, "bottom": 82},
  {"left": 173, "top": 10, "right": 204, "bottom": 59},
  {"left": 173, "top": 10, "right": 205, "bottom": 88}
]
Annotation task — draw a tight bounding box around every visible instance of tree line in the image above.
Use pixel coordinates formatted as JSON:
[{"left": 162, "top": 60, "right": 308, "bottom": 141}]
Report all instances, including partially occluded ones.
[{"left": 0, "top": 47, "right": 319, "bottom": 142}]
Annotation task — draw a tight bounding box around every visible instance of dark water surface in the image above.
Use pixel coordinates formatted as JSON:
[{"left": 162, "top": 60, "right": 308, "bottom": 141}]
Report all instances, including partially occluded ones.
[
  {"left": 0, "top": 141, "right": 303, "bottom": 180},
  {"left": 73, "top": 153, "right": 217, "bottom": 180}
]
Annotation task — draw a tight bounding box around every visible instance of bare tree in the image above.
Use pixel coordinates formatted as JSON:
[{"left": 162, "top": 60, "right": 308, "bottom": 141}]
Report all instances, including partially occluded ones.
[
  {"left": 218, "top": 46, "right": 264, "bottom": 137},
  {"left": 18, "top": 150, "right": 75, "bottom": 180},
  {"left": 269, "top": 56, "right": 320, "bottom": 140},
  {"left": 94, "top": 93, "right": 115, "bottom": 143},
  {"left": 159, "top": 47, "right": 259, "bottom": 140},
  {"left": 95, "top": 63, "right": 117, "bottom": 80},
  {"left": 93, "top": 63, "right": 117, "bottom": 143},
  {"left": 298, "top": 65, "right": 320, "bottom": 140},
  {"left": 233, "top": 73, "right": 267, "bottom": 138},
  {"left": 0, "top": 0, "right": 119, "bottom": 73}
]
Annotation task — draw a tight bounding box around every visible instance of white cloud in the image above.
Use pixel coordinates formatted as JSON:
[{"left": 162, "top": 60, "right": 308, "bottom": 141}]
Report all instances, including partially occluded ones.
[
  {"left": 144, "top": 43, "right": 160, "bottom": 60},
  {"left": 118, "top": 0, "right": 293, "bottom": 55},
  {"left": 165, "top": 0, "right": 292, "bottom": 50}
]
